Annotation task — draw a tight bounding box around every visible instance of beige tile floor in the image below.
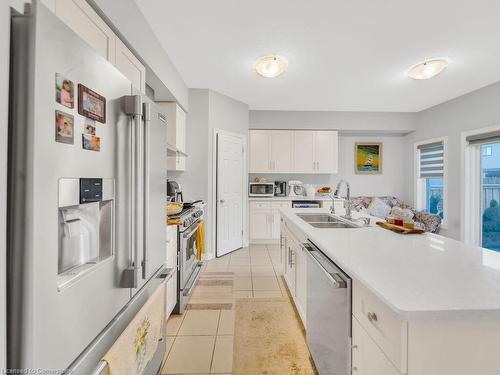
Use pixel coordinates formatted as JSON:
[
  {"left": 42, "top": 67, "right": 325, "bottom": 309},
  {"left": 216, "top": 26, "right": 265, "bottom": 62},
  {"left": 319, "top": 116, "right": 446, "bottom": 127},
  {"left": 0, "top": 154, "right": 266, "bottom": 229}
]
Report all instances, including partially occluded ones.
[{"left": 160, "top": 244, "right": 286, "bottom": 374}]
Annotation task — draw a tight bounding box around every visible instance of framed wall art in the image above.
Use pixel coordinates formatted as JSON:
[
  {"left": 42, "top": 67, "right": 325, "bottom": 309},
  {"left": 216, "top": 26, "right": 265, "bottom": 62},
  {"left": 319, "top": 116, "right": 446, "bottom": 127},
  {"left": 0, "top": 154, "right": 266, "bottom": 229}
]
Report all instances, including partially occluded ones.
[
  {"left": 355, "top": 143, "right": 382, "bottom": 174},
  {"left": 78, "top": 84, "right": 106, "bottom": 123}
]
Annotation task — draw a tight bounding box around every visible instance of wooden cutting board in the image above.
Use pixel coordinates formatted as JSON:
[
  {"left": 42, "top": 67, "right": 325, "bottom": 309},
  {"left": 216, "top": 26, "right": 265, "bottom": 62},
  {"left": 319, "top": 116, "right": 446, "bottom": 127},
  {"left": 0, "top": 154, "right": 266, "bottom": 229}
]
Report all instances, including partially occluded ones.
[{"left": 376, "top": 221, "right": 425, "bottom": 234}]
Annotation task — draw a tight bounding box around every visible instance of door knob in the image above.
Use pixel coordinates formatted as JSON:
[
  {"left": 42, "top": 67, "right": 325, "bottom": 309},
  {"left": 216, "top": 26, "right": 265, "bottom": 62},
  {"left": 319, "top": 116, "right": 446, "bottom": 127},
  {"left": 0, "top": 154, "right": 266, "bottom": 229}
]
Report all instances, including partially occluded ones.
[{"left": 219, "top": 199, "right": 225, "bottom": 204}]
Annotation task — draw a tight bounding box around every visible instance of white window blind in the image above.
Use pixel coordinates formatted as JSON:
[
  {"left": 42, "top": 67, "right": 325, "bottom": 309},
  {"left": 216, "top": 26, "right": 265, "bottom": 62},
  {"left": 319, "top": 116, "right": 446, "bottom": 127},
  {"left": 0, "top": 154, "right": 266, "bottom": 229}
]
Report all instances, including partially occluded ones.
[{"left": 418, "top": 141, "right": 444, "bottom": 178}]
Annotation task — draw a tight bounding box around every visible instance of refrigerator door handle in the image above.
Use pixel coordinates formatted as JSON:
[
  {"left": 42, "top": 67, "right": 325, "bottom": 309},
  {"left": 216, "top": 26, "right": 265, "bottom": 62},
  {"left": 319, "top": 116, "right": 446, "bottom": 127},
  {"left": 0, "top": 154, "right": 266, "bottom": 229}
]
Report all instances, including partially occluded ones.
[
  {"left": 142, "top": 101, "right": 151, "bottom": 279},
  {"left": 122, "top": 95, "right": 144, "bottom": 288}
]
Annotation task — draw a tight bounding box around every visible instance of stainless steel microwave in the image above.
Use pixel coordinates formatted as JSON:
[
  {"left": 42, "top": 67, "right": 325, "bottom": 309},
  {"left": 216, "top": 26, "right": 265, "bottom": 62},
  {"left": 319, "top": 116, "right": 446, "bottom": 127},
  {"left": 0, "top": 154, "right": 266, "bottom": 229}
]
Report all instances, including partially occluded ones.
[{"left": 249, "top": 182, "right": 275, "bottom": 197}]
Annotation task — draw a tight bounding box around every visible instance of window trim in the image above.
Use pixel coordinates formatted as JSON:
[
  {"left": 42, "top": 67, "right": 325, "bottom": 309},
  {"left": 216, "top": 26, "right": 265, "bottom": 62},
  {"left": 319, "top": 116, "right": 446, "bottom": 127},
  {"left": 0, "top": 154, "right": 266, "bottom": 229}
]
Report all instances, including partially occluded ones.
[
  {"left": 414, "top": 137, "right": 448, "bottom": 229},
  {"left": 462, "top": 124, "right": 500, "bottom": 245}
]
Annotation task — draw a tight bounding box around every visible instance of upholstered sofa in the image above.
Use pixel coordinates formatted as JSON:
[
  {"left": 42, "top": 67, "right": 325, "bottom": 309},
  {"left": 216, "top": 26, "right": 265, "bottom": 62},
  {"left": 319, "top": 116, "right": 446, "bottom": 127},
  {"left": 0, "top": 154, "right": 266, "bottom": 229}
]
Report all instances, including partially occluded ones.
[{"left": 349, "top": 196, "right": 442, "bottom": 233}]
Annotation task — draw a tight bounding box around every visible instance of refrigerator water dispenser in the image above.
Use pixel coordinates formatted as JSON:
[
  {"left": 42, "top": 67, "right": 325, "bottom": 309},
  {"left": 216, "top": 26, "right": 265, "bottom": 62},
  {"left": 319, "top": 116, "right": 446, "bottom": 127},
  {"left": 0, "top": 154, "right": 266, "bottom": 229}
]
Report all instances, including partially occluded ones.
[{"left": 58, "top": 178, "right": 114, "bottom": 277}]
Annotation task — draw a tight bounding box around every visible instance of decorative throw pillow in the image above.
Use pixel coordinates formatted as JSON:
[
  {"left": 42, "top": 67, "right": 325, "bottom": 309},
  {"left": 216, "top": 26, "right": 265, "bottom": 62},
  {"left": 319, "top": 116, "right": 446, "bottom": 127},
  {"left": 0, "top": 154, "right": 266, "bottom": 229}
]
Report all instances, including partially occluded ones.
[{"left": 367, "top": 197, "right": 392, "bottom": 218}]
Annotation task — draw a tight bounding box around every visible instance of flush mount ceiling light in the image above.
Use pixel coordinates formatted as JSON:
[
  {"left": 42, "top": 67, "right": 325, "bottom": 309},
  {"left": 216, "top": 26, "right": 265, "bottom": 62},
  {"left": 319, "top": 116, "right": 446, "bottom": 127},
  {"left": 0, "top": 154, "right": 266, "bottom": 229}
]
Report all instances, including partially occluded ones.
[
  {"left": 407, "top": 58, "right": 449, "bottom": 80},
  {"left": 254, "top": 55, "right": 288, "bottom": 78}
]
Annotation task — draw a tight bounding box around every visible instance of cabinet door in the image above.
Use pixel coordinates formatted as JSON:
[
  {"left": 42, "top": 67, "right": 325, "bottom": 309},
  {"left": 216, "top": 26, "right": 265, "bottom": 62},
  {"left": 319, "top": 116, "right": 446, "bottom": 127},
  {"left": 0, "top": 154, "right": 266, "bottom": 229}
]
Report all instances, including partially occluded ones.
[
  {"left": 115, "top": 38, "right": 146, "bottom": 94},
  {"left": 315, "top": 131, "right": 338, "bottom": 174},
  {"left": 295, "top": 243, "right": 307, "bottom": 326},
  {"left": 280, "top": 222, "right": 287, "bottom": 275},
  {"left": 283, "top": 231, "right": 296, "bottom": 297},
  {"left": 176, "top": 106, "right": 187, "bottom": 153},
  {"left": 249, "top": 130, "right": 271, "bottom": 173},
  {"left": 270, "top": 130, "right": 293, "bottom": 173},
  {"left": 166, "top": 226, "right": 177, "bottom": 269},
  {"left": 166, "top": 271, "right": 177, "bottom": 319},
  {"left": 352, "top": 318, "right": 400, "bottom": 375},
  {"left": 293, "top": 131, "right": 315, "bottom": 173},
  {"left": 55, "top": 0, "right": 116, "bottom": 63},
  {"left": 271, "top": 210, "right": 281, "bottom": 239},
  {"left": 249, "top": 210, "right": 272, "bottom": 240}
]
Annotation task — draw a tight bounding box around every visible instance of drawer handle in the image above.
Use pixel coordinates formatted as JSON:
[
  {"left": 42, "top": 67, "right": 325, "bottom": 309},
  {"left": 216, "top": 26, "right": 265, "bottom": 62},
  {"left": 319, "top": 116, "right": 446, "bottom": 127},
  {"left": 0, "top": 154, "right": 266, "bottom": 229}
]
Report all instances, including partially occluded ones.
[
  {"left": 367, "top": 312, "right": 378, "bottom": 323},
  {"left": 352, "top": 367, "right": 358, "bottom": 372}
]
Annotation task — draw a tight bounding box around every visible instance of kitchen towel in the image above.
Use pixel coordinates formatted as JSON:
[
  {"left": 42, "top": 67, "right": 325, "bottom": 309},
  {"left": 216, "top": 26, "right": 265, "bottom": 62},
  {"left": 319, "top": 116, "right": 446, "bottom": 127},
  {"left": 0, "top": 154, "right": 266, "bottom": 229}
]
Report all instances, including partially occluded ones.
[
  {"left": 103, "top": 282, "right": 165, "bottom": 375},
  {"left": 196, "top": 220, "right": 205, "bottom": 260}
]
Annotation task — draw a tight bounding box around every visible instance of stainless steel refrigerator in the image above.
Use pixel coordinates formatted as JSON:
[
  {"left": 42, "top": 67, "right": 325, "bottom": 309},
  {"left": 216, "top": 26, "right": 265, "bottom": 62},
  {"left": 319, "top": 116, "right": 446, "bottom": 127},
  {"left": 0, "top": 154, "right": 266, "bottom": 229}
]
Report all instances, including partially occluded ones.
[{"left": 7, "top": 2, "right": 170, "bottom": 373}]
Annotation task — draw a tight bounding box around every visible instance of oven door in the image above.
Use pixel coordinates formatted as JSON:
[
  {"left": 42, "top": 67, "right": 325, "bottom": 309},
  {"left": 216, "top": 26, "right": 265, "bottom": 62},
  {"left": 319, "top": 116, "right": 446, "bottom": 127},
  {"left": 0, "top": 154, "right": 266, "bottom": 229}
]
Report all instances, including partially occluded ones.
[{"left": 179, "top": 220, "right": 201, "bottom": 287}]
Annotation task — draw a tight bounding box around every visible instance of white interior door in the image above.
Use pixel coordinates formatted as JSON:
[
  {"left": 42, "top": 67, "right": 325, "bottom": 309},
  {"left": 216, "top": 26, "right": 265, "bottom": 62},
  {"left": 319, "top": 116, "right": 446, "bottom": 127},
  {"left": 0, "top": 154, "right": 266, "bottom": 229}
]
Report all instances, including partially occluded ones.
[{"left": 217, "top": 132, "right": 244, "bottom": 257}]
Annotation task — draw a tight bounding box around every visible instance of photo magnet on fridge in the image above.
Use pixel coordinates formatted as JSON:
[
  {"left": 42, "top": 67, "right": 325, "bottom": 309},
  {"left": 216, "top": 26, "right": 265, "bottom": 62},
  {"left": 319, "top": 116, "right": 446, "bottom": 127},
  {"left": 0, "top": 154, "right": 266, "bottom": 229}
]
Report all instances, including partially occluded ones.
[
  {"left": 84, "top": 118, "right": 96, "bottom": 135},
  {"left": 82, "top": 134, "right": 101, "bottom": 152},
  {"left": 55, "top": 73, "right": 74, "bottom": 109},
  {"left": 78, "top": 84, "right": 106, "bottom": 123},
  {"left": 55, "top": 110, "right": 74, "bottom": 144}
]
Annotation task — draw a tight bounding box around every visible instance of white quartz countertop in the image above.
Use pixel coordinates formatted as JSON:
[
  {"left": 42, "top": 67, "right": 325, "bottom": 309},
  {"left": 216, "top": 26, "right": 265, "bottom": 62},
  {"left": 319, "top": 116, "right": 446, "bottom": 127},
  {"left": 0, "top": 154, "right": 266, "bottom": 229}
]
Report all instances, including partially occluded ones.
[
  {"left": 248, "top": 195, "right": 342, "bottom": 201},
  {"left": 281, "top": 208, "right": 500, "bottom": 321}
]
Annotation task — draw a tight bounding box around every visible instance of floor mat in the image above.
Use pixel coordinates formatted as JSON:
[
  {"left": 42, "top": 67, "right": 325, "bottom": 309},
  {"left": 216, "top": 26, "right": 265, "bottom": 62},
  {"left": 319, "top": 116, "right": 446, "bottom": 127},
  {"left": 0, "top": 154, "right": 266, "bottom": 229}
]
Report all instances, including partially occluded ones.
[{"left": 233, "top": 297, "right": 317, "bottom": 375}]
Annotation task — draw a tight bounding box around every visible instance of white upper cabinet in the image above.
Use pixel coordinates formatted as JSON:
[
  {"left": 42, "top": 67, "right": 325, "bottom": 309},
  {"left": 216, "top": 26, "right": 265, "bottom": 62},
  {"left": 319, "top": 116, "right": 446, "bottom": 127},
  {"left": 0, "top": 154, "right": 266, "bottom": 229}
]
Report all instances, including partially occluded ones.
[
  {"left": 249, "top": 130, "right": 271, "bottom": 173},
  {"left": 293, "top": 131, "right": 316, "bottom": 173},
  {"left": 115, "top": 38, "right": 146, "bottom": 94},
  {"left": 49, "top": 0, "right": 146, "bottom": 94},
  {"left": 157, "top": 102, "right": 187, "bottom": 171},
  {"left": 315, "top": 130, "right": 338, "bottom": 173},
  {"left": 54, "top": 0, "right": 116, "bottom": 64},
  {"left": 270, "top": 130, "right": 294, "bottom": 173},
  {"left": 249, "top": 129, "right": 338, "bottom": 174}
]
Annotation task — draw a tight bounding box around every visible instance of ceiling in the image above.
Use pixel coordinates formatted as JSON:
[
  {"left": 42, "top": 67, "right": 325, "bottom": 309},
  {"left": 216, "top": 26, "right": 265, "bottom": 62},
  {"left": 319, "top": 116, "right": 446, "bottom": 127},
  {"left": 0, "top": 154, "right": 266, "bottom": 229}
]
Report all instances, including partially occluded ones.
[{"left": 136, "top": 0, "right": 500, "bottom": 112}]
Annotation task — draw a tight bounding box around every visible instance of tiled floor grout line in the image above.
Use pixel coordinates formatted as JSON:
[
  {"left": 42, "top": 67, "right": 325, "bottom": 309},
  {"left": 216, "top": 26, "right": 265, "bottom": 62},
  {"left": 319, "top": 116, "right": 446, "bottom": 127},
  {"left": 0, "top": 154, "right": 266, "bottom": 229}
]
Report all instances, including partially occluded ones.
[{"left": 208, "top": 309, "right": 222, "bottom": 374}]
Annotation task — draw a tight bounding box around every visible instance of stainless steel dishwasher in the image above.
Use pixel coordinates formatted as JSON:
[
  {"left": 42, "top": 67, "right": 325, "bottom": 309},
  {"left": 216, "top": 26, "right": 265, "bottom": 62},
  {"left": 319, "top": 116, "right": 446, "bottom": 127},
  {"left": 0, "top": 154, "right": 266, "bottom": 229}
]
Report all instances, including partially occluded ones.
[{"left": 304, "top": 241, "right": 351, "bottom": 375}]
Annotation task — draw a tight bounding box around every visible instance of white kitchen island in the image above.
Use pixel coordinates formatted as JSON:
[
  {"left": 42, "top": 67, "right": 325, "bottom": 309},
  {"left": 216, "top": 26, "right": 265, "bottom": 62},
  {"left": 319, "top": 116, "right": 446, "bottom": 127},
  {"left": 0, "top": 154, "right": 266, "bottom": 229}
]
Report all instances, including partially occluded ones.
[{"left": 280, "top": 208, "right": 500, "bottom": 375}]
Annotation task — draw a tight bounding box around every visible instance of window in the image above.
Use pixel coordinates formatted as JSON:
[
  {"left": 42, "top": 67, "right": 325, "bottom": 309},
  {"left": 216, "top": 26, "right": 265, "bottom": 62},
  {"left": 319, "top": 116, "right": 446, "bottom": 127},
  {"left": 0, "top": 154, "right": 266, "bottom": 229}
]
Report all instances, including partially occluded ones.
[
  {"left": 481, "top": 143, "right": 500, "bottom": 251},
  {"left": 415, "top": 140, "right": 446, "bottom": 221},
  {"left": 464, "top": 129, "right": 500, "bottom": 251}
]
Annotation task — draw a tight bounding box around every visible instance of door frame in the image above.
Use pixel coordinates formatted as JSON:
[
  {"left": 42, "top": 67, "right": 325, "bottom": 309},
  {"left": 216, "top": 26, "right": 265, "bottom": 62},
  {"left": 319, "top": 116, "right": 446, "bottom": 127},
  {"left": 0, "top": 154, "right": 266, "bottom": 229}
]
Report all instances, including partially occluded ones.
[{"left": 212, "top": 128, "right": 248, "bottom": 258}]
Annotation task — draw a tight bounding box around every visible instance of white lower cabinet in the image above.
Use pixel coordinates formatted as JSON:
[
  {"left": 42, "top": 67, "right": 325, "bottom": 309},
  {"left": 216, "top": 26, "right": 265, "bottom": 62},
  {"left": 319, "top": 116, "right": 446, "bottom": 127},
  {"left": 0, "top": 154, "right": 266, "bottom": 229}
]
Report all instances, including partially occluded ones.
[
  {"left": 249, "top": 201, "right": 291, "bottom": 242},
  {"left": 352, "top": 317, "right": 400, "bottom": 375},
  {"left": 280, "top": 218, "right": 307, "bottom": 326},
  {"left": 249, "top": 209, "right": 273, "bottom": 240},
  {"left": 166, "top": 226, "right": 178, "bottom": 319},
  {"left": 166, "top": 271, "right": 177, "bottom": 318},
  {"left": 294, "top": 241, "right": 307, "bottom": 325},
  {"left": 283, "top": 227, "right": 296, "bottom": 298}
]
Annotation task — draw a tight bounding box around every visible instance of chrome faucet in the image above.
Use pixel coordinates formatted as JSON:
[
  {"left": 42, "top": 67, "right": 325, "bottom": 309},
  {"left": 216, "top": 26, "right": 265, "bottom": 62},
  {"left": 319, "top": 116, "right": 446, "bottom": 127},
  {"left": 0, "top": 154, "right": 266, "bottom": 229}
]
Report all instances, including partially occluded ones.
[
  {"left": 334, "top": 179, "right": 352, "bottom": 220},
  {"left": 328, "top": 193, "right": 336, "bottom": 214}
]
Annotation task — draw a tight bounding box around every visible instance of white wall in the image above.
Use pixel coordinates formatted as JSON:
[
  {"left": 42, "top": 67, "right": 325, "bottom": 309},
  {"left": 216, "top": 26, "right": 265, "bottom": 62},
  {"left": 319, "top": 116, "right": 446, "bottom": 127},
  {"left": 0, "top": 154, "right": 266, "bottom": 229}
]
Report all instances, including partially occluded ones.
[
  {"left": 405, "top": 81, "right": 500, "bottom": 240},
  {"left": 250, "top": 110, "right": 416, "bottom": 134},
  {"left": 250, "top": 134, "right": 408, "bottom": 200},
  {"left": 172, "top": 89, "right": 249, "bottom": 258}
]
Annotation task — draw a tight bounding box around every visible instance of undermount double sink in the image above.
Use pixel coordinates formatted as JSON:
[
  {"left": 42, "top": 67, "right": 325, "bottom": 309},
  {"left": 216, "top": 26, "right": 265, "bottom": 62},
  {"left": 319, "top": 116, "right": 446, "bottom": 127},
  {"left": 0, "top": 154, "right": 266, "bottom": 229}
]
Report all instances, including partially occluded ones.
[{"left": 297, "top": 213, "right": 361, "bottom": 229}]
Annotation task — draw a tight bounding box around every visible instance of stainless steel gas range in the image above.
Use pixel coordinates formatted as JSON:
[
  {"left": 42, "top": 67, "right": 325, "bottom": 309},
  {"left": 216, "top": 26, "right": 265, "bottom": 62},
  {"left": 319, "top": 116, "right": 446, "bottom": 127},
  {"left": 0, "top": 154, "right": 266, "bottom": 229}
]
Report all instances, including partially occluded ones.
[{"left": 171, "top": 203, "right": 205, "bottom": 313}]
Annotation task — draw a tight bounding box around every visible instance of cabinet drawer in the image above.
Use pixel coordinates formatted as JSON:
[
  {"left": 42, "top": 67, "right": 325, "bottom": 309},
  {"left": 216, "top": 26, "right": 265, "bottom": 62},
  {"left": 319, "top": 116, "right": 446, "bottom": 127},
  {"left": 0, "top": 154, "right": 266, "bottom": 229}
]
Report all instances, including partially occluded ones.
[
  {"left": 249, "top": 201, "right": 271, "bottom": 210},
  {"left": 352, "top": 280, "right": 407, "bottom": 373},
  {"left": 271, "top": 201, "right": 291, "bottom": 210},
  {"left": 352, "top": 317, "right": 401, "bottom": 375}
]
